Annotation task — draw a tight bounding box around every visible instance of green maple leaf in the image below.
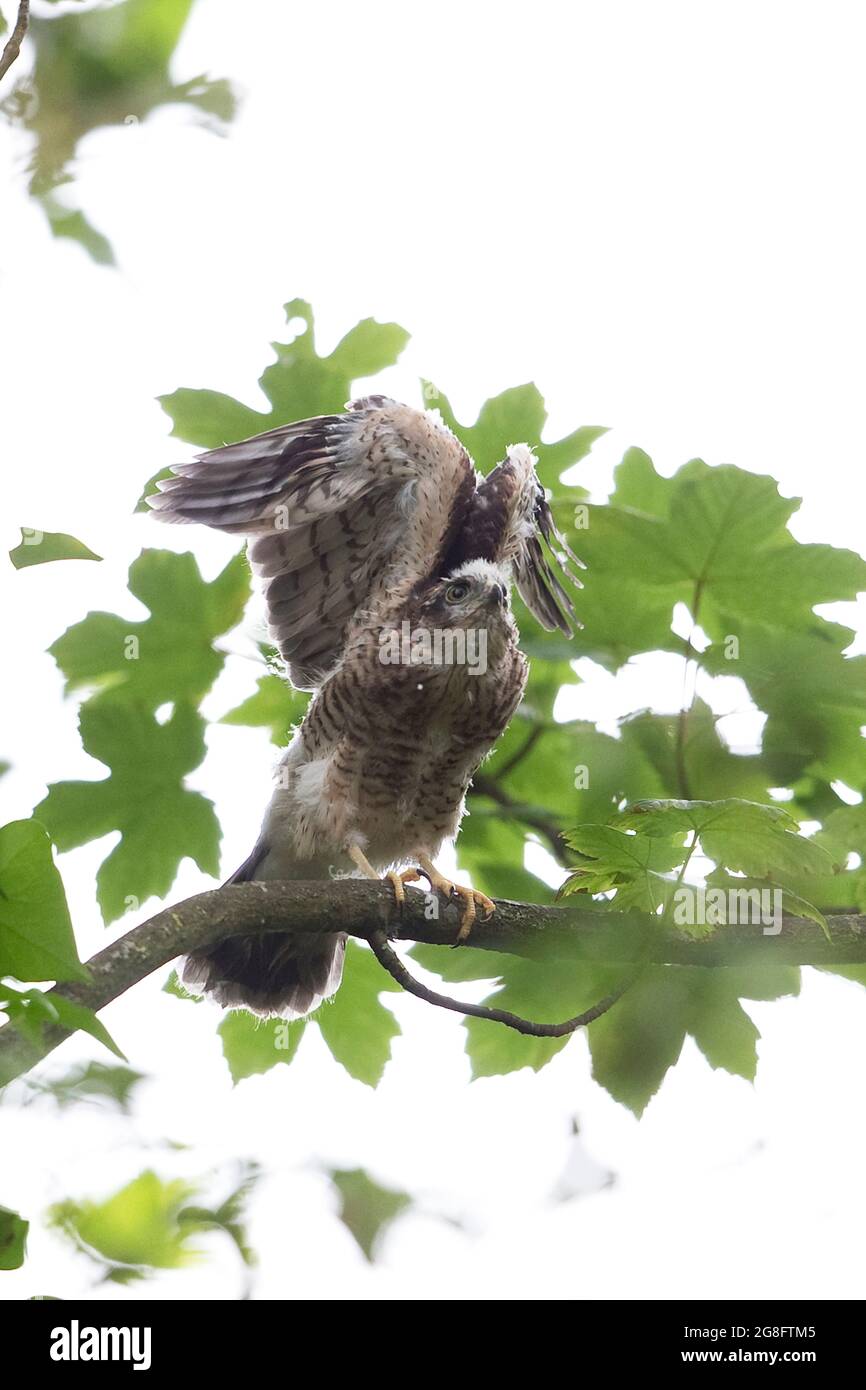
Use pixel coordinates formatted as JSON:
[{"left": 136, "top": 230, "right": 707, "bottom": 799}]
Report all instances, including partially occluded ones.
[
  {"left": 562, "top": 824, "right": 686, "bottom": 902},
  {"left": 411, "top": 941, "right": 623, "bottom": 1079},
  {"left": 34, "top": 701, "right": 220, "bottom": 924},
  {"left": 479, "top": 713, "right": 667, "bottom": 846},
  {"left": 609, "top": 446, "right": 676, "bottom": 516},
  {"left": 422, "top": 380, "right": 605, "bottom": 491},
  {"left": 466, "top": 955, "right": 626, "bottom": 1080},
  {"left": 558, "top": 500, "right": 687, "bottom": 669},
  {"left": 220, "top": 674, "right": 310, "bottom": 747},
  {"left": 155, "top": 299, "right": 409, "bottom": 455},
  {"left": 415, "top": 939, "right": 798, "bottom": 1112},
  {"left": 9, "top": 529, "right": 102, "bottom": 568},
  {"left": 50, "top": 996, "right": 128, "bottom": 1062},
  {"left": 616, "top": 798, "right": 832, "bottom": 878},
  {"left": 218, "top": 1012, "right": 306, "bottom": 1085},
  {"left": 315, "top": 942, "right": 401, "bottom": 1087},
  {"left": 0, "top": 820, "right": 87, "bottom": 984},
  {"left": 561, "top": 455, "right": 866, "bottom": 671},
  {"left": 586, "top": 966, "right": 792, "bottom": 1113},
  {"left": 215, "top": 943, "right": 400, "bottom": 1089},
  {"left": 49, "top": 549, "right": 249, "bottom": 711},
  {"left": 702, "top": 619, "right": 866, "bottom": 785}
]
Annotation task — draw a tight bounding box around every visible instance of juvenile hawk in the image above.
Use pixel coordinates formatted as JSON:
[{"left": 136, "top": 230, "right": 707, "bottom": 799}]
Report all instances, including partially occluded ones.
[{"left": 150, "top": 397, "right": 580, "bottom": 1016}]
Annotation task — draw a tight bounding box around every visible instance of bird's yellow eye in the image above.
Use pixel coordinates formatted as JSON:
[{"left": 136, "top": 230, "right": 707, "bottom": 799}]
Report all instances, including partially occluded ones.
[{"left": 445, "top": 580, "right": 470, "bottom": 603}]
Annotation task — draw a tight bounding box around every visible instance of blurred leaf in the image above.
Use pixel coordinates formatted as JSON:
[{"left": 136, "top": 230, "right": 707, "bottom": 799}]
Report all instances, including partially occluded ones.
[
  {"left": 820, "top": 965, "right": 866, "bottom": 989},
  {"left": 328, "top": 1167, "right": 412, "bottom": 1263},
  {"left": 0, "top": 1205, "right": 28, "bottom": 1271},
  {"left": 51, "top": 1171, "right": 202, "bottom": 1271},
  {"left": 220, "top": 674, "right": 309, "bottom": 746},
  {"left": 454, "top": 810, "right": 552, "bottom": 905},
  {"left": 0, "top": 984, "right": 60, "bottom": 1049},
  {"left": 560, "top": 503, "right": 687, "bottom": 669},
  {"left": 34, "top": 701, "right": 220, "bottom": 924},
  {"left": 49, "top": 549, "right": 249, "bottom": 710},
  {"left": 32, "top": 1061, "right": 145, "bottom": 1113},
  {"left": 328, "top": 317, "right": 412, "bottom": 378},
  {"left": 178, "top": 1161, "right": 261, "bottom": 1270},
  {"left": 620, "top": 701, "right": 772, "bottom": 804},
  {"left": 410, "top": 941, "right": 518, "bottom": 985},
  {"left": 817, "top": 803, "right": 866, "bottom": 866},
  {"left": 9, "top": 529, "right": 102, "bottom": 569},
  {"left": 39, "top": 196, "right": 116, "bottom": 265},
  {"left": 4, "top": 0, "right": 238, "bottom": 263},
  {"left": 0, "top": 820, "right": 87, "bottom": 983},
  {"left": 703, "top": 870, "right": 829, "bottom": 940},
  {"left": 588, "top": 970, "right": 690, "bottom": 1110}
]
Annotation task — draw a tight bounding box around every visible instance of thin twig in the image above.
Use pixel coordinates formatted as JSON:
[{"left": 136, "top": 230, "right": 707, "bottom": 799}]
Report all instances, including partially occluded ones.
[
  {"left": 493, "top": 725, "right": 545, "bottom": 781},
  {"left": 0, "top": 1, "right": 30, "bottom": 84},
  {"left": 368, "top": 928, "right": 636, "bottom": 1035},
  {"left": 472, "top": 773, "right": 571, "bottom": 866}
]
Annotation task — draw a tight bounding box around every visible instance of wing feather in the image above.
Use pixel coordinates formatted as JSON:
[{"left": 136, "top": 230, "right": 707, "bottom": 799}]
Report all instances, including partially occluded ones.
[
  {"left": 443, "top": 443, "right": 583, "bottom": 635},
  {"left": 149, "top": 397, "right": 475, "bottom": 687}
]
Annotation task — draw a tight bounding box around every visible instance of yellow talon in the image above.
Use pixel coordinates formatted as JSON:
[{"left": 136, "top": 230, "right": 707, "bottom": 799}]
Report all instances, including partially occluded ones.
[
  {"left": 414, "top": 855, "right": 496, "bottom": 945},
  {"left": 384, "top": 867, "right": 424, "bottom": 910},
  {"left": 347, "top": 845, "right": 494, "bottom": 939},
  {"left": 348, "top": 846, "right": 421, "bottom": 915},
  {"left": 457, "top": 884, "right": 496, "bottom": 943}
]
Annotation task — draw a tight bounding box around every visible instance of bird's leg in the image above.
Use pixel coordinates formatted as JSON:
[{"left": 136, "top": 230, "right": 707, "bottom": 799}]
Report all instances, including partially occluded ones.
[
  {"left": 347, "top": 844, "right": 419, "bottom": 912},
  {"left": 414, "top": 853, "right": 496, "bottom": 945}
]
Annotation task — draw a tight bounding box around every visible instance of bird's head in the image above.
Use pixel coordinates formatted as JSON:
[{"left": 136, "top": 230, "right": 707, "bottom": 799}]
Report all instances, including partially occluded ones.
[{"left": 420, "top": 559, "right": 511, "bottom": 627}]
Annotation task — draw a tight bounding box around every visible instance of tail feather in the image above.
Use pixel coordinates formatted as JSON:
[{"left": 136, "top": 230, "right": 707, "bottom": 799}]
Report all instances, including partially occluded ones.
[
  {"left": 182, "top": 841, "right": 345, "bottom": 1019},
  {"left": 183, "top": 931, "right": 345, "bottom": 1019}
]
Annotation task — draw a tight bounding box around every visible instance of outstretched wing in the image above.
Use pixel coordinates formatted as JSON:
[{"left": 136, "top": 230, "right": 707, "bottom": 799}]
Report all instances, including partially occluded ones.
[
  {"left": 149, "top": 397, "right": 477, "bottom": 688},
  {"left": 443, "top": 443, "right": 583, "bottom": 634}
]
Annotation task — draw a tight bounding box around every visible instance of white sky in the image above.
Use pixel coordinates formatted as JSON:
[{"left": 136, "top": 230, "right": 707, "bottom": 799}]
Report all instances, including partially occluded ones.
[{"left": 1, "top": 0, "right": 865, "bottom": 1299}]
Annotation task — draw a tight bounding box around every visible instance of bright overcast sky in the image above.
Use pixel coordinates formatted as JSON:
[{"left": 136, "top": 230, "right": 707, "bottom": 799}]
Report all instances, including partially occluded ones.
[{"left": 1, "top": 0, "right": 865, "bottom": 1299}]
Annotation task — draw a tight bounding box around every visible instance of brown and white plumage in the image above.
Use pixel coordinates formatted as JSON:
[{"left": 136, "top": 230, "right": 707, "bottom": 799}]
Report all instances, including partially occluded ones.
[{"left": 150, "top": 397, "right": 581, "bottom": 1016}]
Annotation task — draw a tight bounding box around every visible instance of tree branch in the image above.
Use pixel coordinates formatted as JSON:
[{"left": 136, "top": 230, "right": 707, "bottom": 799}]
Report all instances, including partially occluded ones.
[
  {"left": 367, "top": 927, "right": 639, "bottom": 1035},
  {"left": 1, "top": 879, "right": 864, "bottom": 1086},
  {"left": 0, "top": 1, "right": 30, "bottom": 84}
]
